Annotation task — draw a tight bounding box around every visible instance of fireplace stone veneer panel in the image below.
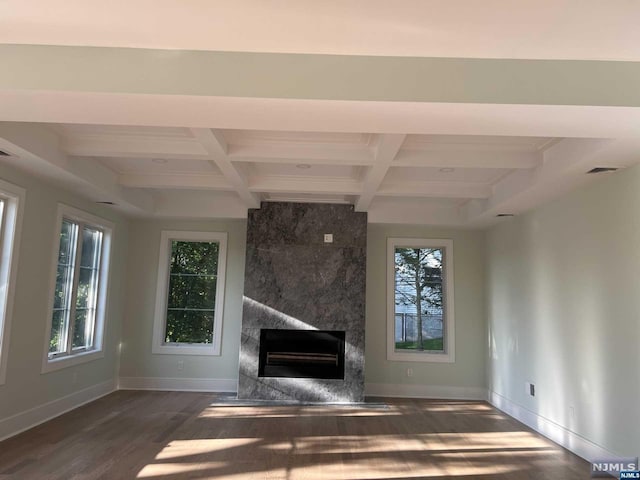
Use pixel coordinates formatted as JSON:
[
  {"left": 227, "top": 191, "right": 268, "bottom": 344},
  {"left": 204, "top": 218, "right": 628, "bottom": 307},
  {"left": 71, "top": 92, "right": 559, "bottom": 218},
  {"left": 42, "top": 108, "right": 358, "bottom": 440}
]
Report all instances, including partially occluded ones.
[{"left": 238, "top": 202, "right": 367, "bottom": 402}]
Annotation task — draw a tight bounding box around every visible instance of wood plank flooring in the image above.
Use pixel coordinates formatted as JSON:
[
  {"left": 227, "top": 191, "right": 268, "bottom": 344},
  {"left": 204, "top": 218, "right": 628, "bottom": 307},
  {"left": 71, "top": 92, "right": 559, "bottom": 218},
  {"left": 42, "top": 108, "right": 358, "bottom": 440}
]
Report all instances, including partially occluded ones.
[{"left": 0, "top": 391, "right": 590, "bottom": 479}]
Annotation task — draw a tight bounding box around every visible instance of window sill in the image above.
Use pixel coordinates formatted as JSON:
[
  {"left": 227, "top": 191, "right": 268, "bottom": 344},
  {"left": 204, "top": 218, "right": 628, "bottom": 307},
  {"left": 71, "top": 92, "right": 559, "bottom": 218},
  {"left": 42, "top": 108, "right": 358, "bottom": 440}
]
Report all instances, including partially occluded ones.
[
  {"left": 152, "top": 344, "right": 221, "bottom": 356},
  {"left": 41, "top": 349, "right": 104, "bottom": 374},
  {"left": 387, "top": 350, "right": 455, "bottom": 363}
]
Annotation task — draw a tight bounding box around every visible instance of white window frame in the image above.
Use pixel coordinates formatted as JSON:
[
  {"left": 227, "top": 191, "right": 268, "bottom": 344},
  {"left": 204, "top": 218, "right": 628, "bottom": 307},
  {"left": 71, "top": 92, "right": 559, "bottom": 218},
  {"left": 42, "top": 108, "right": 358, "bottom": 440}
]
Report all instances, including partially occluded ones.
[
  {"left": 0, "top": 179, "right": 25, "bottom": 385},
  {"left": 42, "top": 204, "right": 113, "bottom": 373},
  {"left": 387, "top": 237, "right": 455, "bottom": 363},
  {"left": 152, "top": 230, "right": 228, "bottom": 356}
]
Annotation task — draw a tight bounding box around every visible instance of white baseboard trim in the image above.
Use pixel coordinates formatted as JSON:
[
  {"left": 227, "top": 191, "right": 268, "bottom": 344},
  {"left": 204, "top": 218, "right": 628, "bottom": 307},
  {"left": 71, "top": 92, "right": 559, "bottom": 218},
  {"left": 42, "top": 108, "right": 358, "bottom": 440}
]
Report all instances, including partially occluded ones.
[
  {"left": 0, "top": 379, "right": 116, "bottom": 442},
  {"left": 365, "top": 382, "right": 487, "bottom": 400},
  {"left": 488, "top": 390, "right": 618, "bottom": 462},
  {"left": 117, "top": 378, "right": 487, "bottom": 400},
  {"left": 118, "top": 376, "right": 237, "bottom": 393}
]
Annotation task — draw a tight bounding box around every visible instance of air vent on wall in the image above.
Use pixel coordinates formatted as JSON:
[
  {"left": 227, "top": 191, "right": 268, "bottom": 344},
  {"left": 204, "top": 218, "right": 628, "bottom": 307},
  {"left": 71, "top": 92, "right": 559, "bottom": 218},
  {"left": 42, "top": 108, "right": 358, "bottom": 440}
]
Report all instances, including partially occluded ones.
[
  {"left": 587, "top": 167, "right": 619, "bottom": 174},
  {"left": 0, "top": 150, "right": 11, "bottom": 156}
]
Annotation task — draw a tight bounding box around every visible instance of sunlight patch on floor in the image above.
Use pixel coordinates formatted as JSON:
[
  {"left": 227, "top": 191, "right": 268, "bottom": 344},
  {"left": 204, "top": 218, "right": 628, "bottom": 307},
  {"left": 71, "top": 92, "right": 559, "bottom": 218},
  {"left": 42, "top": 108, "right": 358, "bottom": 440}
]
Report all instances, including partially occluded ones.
[
  {"left": 137, "top": 461, "right": 226, "bottom": 478},
  {"left": 136, "top": 431, "right": 560, "bottom": 480},
  {"left": 154, "top": 438, "right": 260, "bottom": 460},
  {"left": 198, "top": 405, "right": 399, "bottom": 419}
]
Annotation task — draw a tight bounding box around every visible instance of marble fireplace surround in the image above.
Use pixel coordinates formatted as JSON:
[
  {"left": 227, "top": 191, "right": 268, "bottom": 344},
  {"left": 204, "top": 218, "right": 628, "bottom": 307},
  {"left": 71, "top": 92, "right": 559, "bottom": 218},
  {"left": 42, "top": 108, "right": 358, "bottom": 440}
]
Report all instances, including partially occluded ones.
[{"left": 237, "top": 202, "right": 367, "bottom": 402}]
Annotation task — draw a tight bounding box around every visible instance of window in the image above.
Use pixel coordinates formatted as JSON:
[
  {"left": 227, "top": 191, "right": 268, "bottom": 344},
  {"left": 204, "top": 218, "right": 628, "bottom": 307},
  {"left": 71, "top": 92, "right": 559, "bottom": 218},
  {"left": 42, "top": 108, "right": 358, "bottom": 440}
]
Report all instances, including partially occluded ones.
[
  {"left": 0, "top": 179, "right": 24, "bottom": 385},
  {"left": 387, "top": 238, "right": 455, "bottom": 363},
  {"left": 152, "top": 231, "right": 227, "bottom": 355},
  {"left": 43, "top": 205, "right": 113, "bottom": 372}
]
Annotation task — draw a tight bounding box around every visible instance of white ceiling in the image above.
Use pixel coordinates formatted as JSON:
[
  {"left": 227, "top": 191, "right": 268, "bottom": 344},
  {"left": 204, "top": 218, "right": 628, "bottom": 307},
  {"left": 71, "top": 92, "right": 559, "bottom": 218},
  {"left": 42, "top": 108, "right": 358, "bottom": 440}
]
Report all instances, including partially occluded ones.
[
  {"left": 2, "top": 0, "right": 640, "bottom": 61},
  {"left": 1, "top": 2, "right": 640, "bottom": 227}
]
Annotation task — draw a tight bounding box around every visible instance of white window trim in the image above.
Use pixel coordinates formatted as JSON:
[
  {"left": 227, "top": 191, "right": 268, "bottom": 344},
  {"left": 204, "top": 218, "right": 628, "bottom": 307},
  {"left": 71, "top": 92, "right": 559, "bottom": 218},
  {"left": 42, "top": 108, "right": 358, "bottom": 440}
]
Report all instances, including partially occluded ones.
[
  {"left": 152, "top": 230, "right": 228, "bottom": 356},
  {"left": 387, "top": 237, "right": 455, "bottom": 363},
  {"left": 0, "top": 179, "right": 25, "bottom": 385},
  {"left": 42, "top": 204, "right": 114, "bottom": 374}
]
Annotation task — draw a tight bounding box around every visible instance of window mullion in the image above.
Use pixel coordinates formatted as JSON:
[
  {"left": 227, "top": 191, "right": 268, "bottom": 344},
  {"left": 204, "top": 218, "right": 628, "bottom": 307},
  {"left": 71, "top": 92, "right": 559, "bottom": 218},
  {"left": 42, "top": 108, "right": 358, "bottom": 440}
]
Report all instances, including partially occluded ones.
[
  {"left": 162, "top": 244, "right": 173, "bottom": 341},
  {"left": 66, "top": 221, "right": 84, "bottom": 355},
  {"left": 0, "top": 199, "right": 6, "bottom": 265},
  {"left": 0, "top": 200, "right": 5, "bottom": 350},
  {"left": 87, "top": 233, "right": 103, "bottom": 349}
]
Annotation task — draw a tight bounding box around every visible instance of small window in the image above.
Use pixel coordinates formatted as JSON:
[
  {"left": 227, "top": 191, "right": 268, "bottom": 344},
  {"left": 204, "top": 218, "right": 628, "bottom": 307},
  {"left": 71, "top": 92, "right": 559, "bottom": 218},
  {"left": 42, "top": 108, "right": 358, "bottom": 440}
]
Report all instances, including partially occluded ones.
[
  {"left": 387, "top": 238, "right": 455, "bottom": 363},
  {"left": 152, "top": 231, "right": 227, "bottom": 356},
  {"left": 0, "top": 179, "right": 25, "bottom": 384},
  {"left": 43, "top": 205, "right": 113, "bottom": 372}
]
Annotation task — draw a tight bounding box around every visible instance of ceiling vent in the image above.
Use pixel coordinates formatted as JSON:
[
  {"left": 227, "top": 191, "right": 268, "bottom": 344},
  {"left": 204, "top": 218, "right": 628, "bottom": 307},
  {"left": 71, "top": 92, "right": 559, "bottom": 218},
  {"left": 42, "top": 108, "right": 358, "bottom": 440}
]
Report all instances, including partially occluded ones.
[
  {"left": 587, "top": 167, "right": 619, "bottom": 174},
  {"left": 496, "top": 213, "right": 515, "bottom": 218},
  {"left": 0, "top": 150, "right": 11, "bottom": 156}
]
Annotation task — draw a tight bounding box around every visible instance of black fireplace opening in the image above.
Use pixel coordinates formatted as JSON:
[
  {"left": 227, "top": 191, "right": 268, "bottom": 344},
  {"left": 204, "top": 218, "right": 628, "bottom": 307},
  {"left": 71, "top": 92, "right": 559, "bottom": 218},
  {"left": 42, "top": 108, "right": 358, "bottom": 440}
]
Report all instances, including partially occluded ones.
[{"left": 258, "top": 329, "right": 345, "bottom": 379}]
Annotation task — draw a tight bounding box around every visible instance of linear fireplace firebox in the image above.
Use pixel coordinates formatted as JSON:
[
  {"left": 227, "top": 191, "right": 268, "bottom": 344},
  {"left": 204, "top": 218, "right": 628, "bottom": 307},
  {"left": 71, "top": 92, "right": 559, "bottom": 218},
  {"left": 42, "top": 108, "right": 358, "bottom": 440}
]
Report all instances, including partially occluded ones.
[{"left": 258, "top": 329, "right": 345, "bottom": 380}]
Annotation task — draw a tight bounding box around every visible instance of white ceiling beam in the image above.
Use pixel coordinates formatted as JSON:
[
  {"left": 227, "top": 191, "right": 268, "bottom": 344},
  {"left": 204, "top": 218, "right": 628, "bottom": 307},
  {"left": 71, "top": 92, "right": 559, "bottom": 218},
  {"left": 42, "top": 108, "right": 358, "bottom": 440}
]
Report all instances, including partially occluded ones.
[
  {"left": 264, "top": 193, "right": 351, "bottom": 204},
  {"left": 63, "top": 135, "right": 209, "bottom": 159},
  {"left": 232, "top": 155, "right": 373, "bottom": 166},
  {"left": 5, "top": 92, "right": 640, "bottom": 139},
  {"left": 377, "top": 181, "right": 492, "bottom": 199},
  {"left": 0, "top": 122, "right": 154, "bottom": 214},
  {"left": 463, "top": 138, "right": 615, "bottom": 225},
  {"left": 355, "top": 134, "right": 406, "bottom": 211},
  {"left": 249, "top": 177, "right": 362, "bottom": 195},
  {"left": 63, "top": 134, "right": 376, "bottom": 166},
  {"left": 228, "top": 144, "right": 374, "bottom": 165},
  {"left": 393, "top": 150, "right": 541, "bottom": 169},
  {"left": 190, "top": 128, "right": 261, "bottom": 208},
  {"left": 119, "top": 173, "right": 231, "bottom": 190}
]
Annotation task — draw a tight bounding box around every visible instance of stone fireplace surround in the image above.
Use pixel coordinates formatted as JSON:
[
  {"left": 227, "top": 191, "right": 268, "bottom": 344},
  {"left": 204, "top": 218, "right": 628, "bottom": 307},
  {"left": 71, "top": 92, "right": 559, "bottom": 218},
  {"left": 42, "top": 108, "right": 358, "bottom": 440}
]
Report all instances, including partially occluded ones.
[{"left": 237, "top": 202, "right": 367, "bottom": 402}]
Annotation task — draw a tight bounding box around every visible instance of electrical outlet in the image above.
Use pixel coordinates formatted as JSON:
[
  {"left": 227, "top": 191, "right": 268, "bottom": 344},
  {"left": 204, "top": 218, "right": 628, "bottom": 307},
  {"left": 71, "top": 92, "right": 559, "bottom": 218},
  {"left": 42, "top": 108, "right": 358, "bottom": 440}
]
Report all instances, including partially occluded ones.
[
  {"left": 525, "top": 382, "right": 535, "bottom": 397},
  {"left": 177, "top": 360, "right": 184, "bottom": 372},
  {"left": 324, "top": 234, "right": 333, "bottom": 243},
  {"left": 406, "top": 368, "right": 413, "bottom": 377},
  {"left": 569, "top": 405, "right": 575, "bottom": 421}
]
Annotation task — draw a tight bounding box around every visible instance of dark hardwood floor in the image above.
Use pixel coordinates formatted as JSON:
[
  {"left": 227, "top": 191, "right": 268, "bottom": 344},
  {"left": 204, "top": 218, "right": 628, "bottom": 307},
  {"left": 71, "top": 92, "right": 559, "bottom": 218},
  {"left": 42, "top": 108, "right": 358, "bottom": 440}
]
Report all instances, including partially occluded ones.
[{"left": 0, "top": 391, "right": 590, "bottom": 479}]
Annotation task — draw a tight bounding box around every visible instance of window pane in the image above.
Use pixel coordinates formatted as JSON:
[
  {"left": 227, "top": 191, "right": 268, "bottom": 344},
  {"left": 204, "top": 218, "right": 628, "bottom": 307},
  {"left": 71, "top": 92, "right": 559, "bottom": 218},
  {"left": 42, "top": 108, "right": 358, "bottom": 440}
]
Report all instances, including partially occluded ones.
[
  {"left": 58, "top": 220, "right": 77, "bottom": 265},
  {"left": 72, "top": 308, "right": 95, "bottom": 350},
  {"left": 80, "top": 227, "right": 102, "bottom": 268},
  {"left": 49, "top": 309, "right": 67, "bottom": 353},
  {"left": 54, "top": 265, "right": 74, "bottom": 310},
  {"left": 394, "top": 247, "right": 444, "bottom": 352},
  {"left": 167, "top": 275, "right": 217, "bottom": 310},
  {"left": 73, "top": 227, "right": 102, "bottom": 349},
  {"left": 164, "top": 240, "right": 219, "bottom": 344},
  {"left": 165, "top": 310, "right": 214, "bottom": 344},
  {"left": 171, "top": 241, "right": 218, "bottom": 275},
  {"left": 50, "top": 221, "right": 78, "bottom": 354},
  {"left": 76, "top": 226, "right": 101, "bottom": 311}
]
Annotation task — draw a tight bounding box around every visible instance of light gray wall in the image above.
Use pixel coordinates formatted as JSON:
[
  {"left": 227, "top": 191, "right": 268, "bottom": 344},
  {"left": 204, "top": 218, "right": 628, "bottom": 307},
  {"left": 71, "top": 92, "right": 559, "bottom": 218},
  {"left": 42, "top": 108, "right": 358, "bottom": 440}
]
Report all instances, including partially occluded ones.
[
  {"left": 118, "top": 219, "right": 246, "bottom": 381},
  {"left": 0, "top": 164, "right": 128, "bottom": 419},
  {"left": 365, "top": 224, "right": 486, "bottom": 389},
  {"left": 119, "top": 219, "right": 489, "bottom": 394},
  {"left": 486, "top": 166, "right": 640, "bottom": 457}
]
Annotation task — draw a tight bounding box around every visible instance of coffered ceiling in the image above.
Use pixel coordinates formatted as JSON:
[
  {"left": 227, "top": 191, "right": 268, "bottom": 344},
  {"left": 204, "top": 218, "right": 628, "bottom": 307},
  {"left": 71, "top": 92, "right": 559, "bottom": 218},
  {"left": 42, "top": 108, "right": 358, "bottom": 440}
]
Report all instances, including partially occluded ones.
[{"left": 1, "top": 1, "right": 640, "bottom": 227}]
